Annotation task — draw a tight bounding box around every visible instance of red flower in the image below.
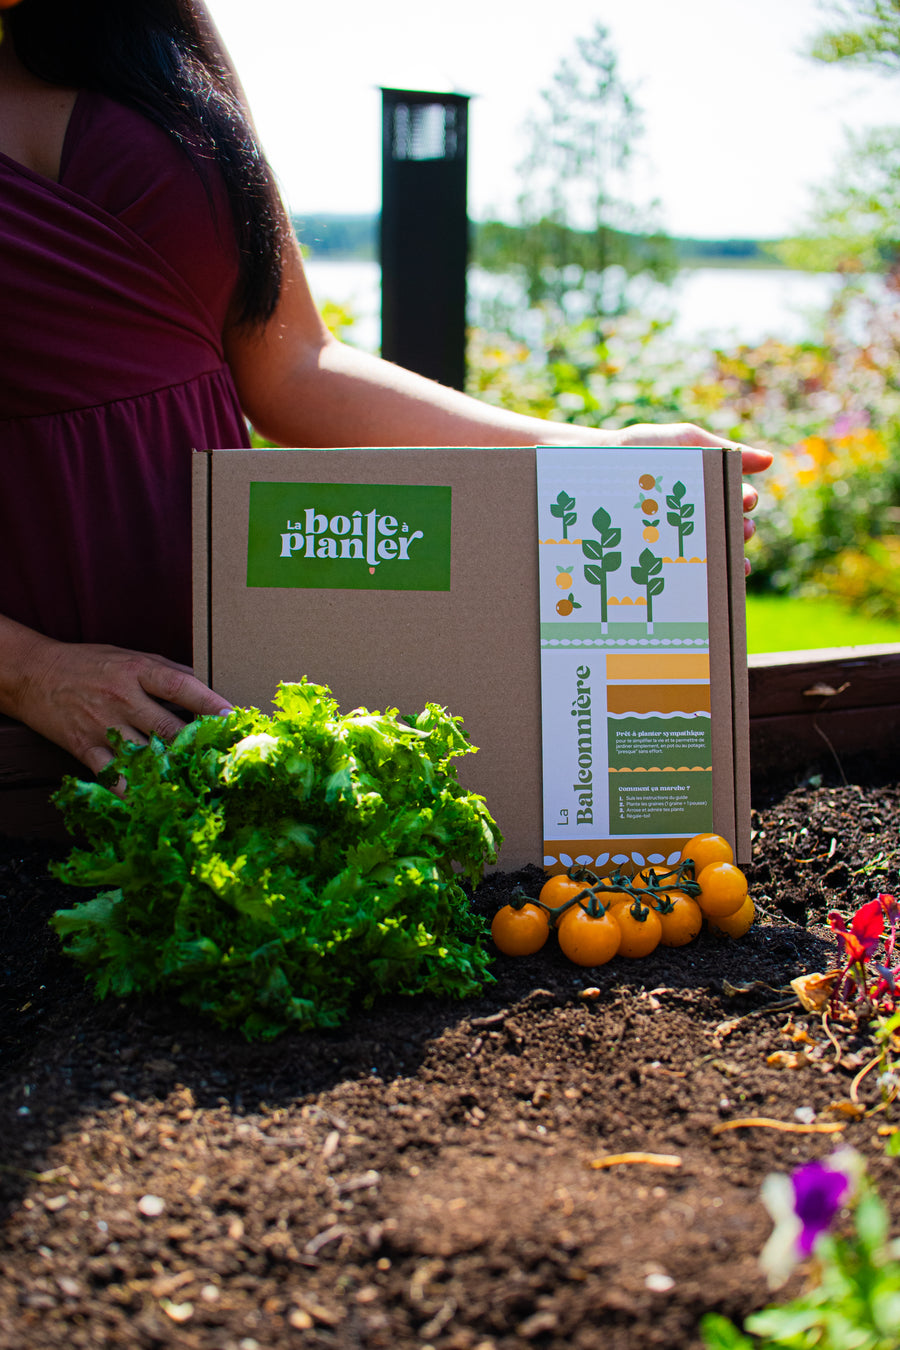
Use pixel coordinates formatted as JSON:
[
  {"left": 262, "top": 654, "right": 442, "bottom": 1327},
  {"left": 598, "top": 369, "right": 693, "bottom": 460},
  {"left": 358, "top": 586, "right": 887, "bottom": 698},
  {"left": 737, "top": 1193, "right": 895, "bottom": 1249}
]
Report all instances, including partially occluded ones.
[
  {"left": 828, "top": 899, "right": 884, "bottom": 966},
  {"left": 877, "top": 893, "right": 900, "bottom": 924}
]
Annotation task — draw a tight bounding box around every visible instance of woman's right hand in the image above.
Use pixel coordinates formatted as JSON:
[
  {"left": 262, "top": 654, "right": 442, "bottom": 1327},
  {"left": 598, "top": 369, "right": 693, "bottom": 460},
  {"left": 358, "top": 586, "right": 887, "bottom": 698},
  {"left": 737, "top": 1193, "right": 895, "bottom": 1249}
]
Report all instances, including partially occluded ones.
[{"left": 0, "top": 617, "right": 232, "bottom": 777}]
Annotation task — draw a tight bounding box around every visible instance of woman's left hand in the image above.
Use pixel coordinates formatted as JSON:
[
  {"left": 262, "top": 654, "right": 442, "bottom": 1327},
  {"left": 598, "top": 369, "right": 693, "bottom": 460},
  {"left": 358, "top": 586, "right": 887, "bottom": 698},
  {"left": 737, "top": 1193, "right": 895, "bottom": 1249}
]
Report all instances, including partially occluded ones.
[{"left": 611, "top": 422, "right": 772, "bottom": 573}]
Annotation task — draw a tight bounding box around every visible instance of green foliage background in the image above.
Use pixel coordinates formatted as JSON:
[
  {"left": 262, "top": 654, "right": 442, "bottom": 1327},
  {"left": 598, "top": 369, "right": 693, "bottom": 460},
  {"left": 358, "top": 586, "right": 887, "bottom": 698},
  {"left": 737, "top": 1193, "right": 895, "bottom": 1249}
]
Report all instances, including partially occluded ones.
[{"left": 463, "top": 280, "right": 900, "bottom": 620}]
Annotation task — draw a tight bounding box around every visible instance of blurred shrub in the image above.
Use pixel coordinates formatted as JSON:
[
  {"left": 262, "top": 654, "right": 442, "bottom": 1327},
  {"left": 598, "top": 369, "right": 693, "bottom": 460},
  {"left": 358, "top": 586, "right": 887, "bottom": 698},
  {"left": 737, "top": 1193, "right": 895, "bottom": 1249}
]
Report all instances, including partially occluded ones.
[{"left": 466, "top": 280, "right": 900, "bottom": 618}]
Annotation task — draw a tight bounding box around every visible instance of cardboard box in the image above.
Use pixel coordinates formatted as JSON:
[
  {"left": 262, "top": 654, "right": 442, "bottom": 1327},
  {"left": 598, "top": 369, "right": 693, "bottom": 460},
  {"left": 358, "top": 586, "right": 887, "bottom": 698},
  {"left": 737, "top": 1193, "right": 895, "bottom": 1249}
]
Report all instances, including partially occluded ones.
[{"left": 192, "top": 446, "right": 749, "bottom": 871}]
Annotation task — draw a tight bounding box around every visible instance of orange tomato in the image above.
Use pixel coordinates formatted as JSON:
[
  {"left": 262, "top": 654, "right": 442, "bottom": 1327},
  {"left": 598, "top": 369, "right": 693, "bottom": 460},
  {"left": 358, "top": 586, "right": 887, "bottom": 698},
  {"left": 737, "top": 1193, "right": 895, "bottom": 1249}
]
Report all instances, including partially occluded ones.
[
  {"left": 632, "top": 864, "right": 677, "bottom": 891},
  {"left": 654, "top": 890, "right": 703, "bottom": 947},
  {"left": 614, "top": 901, "right": 662, "bottom": 958},
  {"left": 601, "top": 890, "right": 634, "bottom": 915},
  {"left": 680, "top": 832, "right": 734, "bottom": 876},
  {"left": 556, "top": 905, "right": 621, "bottom": 967},
  {"left": 490, "top": 903, "right": 550, "bottom": 956},
  {"left": 539, "top": 874, "right": 594, "bottom": 913},
  {"left": 695, "top": 862, "right": 748, "bottom": 918},
  {"left": 708, "top": 895, "right": 756, "bottom": 938},
  {"left": 592, "top": 878, "right": 634, "bottom": 909}
]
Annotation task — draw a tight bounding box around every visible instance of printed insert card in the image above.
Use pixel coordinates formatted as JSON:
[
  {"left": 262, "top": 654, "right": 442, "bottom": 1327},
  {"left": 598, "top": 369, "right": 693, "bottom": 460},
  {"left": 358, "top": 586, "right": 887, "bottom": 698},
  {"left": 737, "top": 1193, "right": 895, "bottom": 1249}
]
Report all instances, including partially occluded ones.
[{"left": 537, "top": 447, "right": 714, "bottom": 874}]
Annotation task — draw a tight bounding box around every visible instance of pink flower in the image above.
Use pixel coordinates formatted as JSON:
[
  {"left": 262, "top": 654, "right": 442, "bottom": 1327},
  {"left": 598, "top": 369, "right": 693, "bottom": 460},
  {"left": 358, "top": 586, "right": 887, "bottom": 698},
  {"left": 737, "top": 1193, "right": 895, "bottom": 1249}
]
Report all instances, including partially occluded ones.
[{"left": 831, "top": 410, "right": 869, "bottom": 438}]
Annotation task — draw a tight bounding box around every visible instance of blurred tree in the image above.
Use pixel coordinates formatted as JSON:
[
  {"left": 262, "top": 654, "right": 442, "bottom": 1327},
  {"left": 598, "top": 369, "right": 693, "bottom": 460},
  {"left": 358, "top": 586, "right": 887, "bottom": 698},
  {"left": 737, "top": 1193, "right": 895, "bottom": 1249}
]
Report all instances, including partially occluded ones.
[
  {"left": 775, "top": 2, "right": 900, "bottom": 274},
  {"left": 775, "top": 126, "right": 900, "bottom": 273},
  {"left": 476, "top": 23, "right": 675, "bottom": 321},
  {"left": 808, "top": 0, "right": 900, "bottom": 72}
]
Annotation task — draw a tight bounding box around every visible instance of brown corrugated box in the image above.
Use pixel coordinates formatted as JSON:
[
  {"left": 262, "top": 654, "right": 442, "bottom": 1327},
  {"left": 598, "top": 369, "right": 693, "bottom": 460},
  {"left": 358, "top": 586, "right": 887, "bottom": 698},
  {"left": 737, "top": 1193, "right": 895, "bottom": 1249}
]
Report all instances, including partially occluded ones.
[{"left": 192, "top": 446, "right": 750, "bottom": 869}]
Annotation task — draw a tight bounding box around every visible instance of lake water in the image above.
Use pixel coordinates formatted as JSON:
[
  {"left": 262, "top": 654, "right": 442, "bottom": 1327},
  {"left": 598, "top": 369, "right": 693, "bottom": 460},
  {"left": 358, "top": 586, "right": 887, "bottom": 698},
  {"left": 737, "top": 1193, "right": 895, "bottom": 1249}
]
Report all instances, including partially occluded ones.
[{"left": 303, "top": 258, "right": 854, "bottom": 354}]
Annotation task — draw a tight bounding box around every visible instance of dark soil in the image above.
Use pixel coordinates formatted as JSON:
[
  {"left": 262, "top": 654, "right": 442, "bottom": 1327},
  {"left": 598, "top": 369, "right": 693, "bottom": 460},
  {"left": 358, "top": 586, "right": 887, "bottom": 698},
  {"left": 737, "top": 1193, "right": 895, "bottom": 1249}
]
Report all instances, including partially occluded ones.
[{"left": 2, "top": 767, "right": 900, "bottom": 1350}]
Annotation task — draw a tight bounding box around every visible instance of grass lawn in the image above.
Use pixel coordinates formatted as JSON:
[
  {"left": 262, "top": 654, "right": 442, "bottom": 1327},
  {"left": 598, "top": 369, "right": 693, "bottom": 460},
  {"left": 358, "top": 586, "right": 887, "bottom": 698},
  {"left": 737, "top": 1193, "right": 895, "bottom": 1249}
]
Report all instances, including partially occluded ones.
[{"left": 746, "top": 592, "right": 900, "bottom": 654}]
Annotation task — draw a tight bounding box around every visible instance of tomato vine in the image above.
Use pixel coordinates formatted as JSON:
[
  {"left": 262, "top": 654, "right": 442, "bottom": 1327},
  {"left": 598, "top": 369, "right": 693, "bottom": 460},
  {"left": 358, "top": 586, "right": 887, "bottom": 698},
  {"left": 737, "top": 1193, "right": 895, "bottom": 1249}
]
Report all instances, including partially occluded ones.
[{"left": 490, "top": 833, "right": 752, "bottom": 967}]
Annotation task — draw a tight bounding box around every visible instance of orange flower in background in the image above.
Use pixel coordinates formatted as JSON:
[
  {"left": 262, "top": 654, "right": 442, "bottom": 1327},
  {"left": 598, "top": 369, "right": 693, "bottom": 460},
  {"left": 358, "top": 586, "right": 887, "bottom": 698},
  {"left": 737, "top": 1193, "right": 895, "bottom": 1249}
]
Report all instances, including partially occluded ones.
[
  {"left": 837, "top": 427, "right": 888, "bottom": 468},
  {"left": 793, "top": 435, "right": 832, "bottom": 486}
]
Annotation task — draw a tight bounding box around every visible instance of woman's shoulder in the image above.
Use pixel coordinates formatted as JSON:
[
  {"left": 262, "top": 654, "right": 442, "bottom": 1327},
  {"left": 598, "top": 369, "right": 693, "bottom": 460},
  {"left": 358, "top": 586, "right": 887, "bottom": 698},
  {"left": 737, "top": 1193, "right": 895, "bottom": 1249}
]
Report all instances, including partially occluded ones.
[
  {"left": 60, "top": 90, "right": 221, "bottom": 218},
  {"left": 60, "top": 89, "right": 239, "bottom": 325}
]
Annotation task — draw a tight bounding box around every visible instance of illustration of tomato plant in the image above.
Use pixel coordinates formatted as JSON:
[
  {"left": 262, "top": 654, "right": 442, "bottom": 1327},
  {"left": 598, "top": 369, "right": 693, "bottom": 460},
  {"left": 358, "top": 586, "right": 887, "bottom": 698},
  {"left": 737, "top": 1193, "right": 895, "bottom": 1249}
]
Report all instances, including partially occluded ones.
[
  {"left": 550, "top": 490, "right": 577, "bottom": 540},
  {"left": 631, "top": 547, "right": 665, "bottom": 628},
  {"left": 666, "top": 480, "right": 694, "bottom": 558},
  {"left": 581, "top": 506, "right": 621, "bottom": 629}
]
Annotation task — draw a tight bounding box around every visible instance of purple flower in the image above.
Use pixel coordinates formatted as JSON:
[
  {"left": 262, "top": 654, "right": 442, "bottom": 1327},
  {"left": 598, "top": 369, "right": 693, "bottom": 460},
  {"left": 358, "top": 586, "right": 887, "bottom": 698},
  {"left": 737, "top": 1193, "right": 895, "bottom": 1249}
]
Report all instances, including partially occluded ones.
[
  {"left": 759, "top": 1149, "right": 861, "bottom": 1287},
  {"left": 791, "top": 1159, "right": 851, "bottom": 1255}
]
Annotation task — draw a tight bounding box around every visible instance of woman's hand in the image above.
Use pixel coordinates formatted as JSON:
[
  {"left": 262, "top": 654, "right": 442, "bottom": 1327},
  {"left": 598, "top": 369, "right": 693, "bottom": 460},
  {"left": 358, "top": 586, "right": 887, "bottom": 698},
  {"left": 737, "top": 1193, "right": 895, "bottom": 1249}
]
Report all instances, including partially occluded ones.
[
  {"left": 606, "top": 421, "right": 773, "bottom": 572},
  {"left": 227, "top": 244, "right": 772, "bottom": 570},
  {"left": 0, "top": 618, "right": 232, "bottom": 777}
]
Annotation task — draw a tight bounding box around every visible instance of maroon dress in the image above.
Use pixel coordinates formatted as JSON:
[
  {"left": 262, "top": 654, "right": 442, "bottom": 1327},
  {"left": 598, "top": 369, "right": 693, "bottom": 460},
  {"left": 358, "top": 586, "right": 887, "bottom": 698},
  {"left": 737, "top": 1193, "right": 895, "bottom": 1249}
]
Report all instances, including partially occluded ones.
[{"left": 0, "top": 90, "right": 251, "bottom": 667}]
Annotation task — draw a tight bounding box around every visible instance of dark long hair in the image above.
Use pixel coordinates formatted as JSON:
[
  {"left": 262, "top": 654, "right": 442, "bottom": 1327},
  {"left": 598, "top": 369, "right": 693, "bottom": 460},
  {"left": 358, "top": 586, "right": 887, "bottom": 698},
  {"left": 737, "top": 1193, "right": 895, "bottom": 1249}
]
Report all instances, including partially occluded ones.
[{"left": 7, "top": 0, "right": 285, "bottom": 326}]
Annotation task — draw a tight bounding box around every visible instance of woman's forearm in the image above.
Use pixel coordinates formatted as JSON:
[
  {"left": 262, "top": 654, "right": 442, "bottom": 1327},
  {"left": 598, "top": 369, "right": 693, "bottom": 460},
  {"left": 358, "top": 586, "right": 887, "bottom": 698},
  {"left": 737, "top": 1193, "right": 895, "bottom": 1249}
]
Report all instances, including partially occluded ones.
[
  {"left": 227, "top": 247, "right": 773, "bottom": 479},
  {"left": 248, "top": 335, "right": 625, "bottom": 449}
]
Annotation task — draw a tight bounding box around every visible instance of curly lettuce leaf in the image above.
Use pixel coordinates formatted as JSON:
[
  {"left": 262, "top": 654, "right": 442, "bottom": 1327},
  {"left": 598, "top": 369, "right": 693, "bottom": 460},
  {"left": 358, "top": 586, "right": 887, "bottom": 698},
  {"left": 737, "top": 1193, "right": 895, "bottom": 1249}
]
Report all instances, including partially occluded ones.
[{"left": 50, "top": 680, "right": 502, "bottom": 1038}]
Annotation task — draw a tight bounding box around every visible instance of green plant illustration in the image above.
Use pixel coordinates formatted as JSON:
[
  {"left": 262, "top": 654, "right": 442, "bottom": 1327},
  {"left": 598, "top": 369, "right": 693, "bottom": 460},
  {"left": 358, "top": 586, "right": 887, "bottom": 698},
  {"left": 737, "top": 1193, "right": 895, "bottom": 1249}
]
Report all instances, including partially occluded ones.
[
  {"left": 550, "top": 490, "right": 577, "bottom": 540},
  {"left": 666, "top": 480, "right": 695, "bottom": 558},
  {"left": 581, "top": 506, "right": 621, "bottom": 627},
  {"left": 631, "top": 546, "right": 665, "bottom": 626}
]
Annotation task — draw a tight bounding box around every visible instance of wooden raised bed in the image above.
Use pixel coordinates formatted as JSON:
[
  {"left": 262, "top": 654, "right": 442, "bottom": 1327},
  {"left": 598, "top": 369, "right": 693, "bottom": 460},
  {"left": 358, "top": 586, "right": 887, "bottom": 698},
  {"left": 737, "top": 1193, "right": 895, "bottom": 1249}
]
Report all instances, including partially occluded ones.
[
  {"left": 747, "top": 642, "right": 900, "bottom": 781},
  {"left": 2, "top": 643, "right": 899, "bottom": 840}
]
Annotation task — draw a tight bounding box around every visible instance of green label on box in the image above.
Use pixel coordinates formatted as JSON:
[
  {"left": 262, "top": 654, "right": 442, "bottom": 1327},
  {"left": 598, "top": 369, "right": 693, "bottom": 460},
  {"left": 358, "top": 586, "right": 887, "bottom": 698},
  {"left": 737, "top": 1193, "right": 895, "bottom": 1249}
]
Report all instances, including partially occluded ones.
[
  {"left": 608, "top": 716, "right": 711, "bottom": 771},
  {"left": 246, "top": 482, "right": 452, "bottom": 590},
  {"left": 608, "top": 771, "right": 713, "bottom": 834}
]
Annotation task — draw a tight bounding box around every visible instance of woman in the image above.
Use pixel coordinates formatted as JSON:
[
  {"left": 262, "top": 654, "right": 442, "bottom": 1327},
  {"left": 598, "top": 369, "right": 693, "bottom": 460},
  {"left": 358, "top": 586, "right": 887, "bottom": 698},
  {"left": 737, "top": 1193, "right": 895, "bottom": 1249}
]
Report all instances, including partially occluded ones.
[{"left": 0, "top": 0, "right": 771, "bottom": 780}]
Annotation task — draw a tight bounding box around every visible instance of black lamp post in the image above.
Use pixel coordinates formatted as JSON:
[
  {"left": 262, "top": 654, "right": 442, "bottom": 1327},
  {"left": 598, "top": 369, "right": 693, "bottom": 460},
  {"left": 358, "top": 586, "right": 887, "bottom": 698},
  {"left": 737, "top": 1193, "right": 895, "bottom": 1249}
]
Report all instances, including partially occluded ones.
[{"left": 380, "top": 88, "right": 471, "bottom": 391}]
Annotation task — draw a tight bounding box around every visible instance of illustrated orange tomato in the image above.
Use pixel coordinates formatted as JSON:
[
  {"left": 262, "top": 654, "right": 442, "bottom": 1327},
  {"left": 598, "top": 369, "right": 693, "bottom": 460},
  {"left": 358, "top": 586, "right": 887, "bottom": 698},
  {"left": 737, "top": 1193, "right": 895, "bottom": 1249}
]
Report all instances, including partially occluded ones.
[
  {"left": 614, "top": 902, "right": 662, "bottom": 958},
  {"left": 556, "top": 568, "right": 574, "bottom": 588},
  {"left": 654, "top": 890, "right": 703, "bottom": 947},
  {"left": 556, "top": 593, "right": 581, "bottom": 616},
  {"left": 642, "top": 526, "right": 660, "bottom": 542},
  {"left": 708, "top": 895, "right": 756, "bottom": 938},
  {"left": 556, "top": 905, "right": 621, "bottom": 967},
  {"left": 491, "top": 903, "right": 550, "bottom": 956},
  {"left": 680, "top": 832, "right": 734, "bottom": 876},
  {"left": 641, "top": 499, "right": 659, "bottom": 516},
  {"left": 695, "top": 862, "right": 748, "bottom": 918},
  {"left": 639, "top": 474, "right": 656, "bottom": 490}
]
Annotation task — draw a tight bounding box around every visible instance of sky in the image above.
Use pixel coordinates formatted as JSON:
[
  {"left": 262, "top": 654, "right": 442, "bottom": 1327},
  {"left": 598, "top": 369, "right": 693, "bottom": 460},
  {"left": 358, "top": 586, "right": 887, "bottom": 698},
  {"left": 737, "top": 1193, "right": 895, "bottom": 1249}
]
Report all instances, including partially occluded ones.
[{"left": 208, "top": 0, "right": 900, "bottom": 240}]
